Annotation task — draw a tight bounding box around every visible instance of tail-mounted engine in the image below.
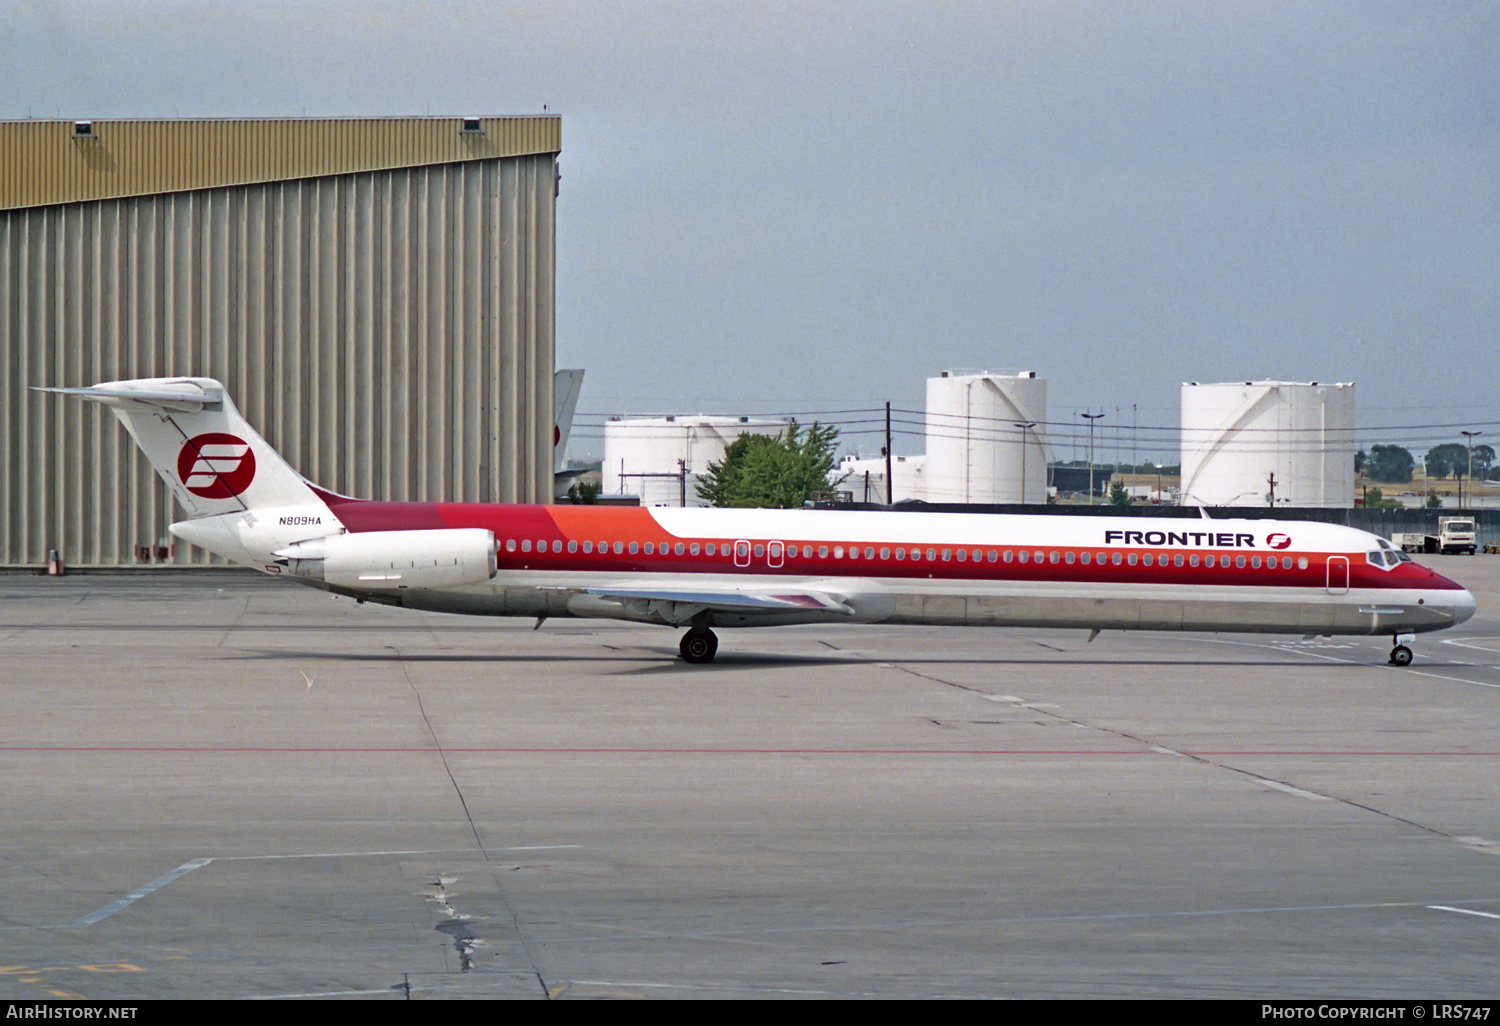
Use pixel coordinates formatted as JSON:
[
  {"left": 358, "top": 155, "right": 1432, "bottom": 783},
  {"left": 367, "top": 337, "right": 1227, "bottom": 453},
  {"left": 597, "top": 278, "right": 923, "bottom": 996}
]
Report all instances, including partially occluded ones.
[{"left": 275, "top": 529, "right": 497, "bottom": 590}]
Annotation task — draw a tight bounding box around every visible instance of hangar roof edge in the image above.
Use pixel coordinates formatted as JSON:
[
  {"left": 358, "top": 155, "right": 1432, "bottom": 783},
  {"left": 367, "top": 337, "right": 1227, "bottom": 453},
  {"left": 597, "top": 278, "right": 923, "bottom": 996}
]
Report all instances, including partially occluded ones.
[{"left": 0, "top": 117, "right": 561, "bottom": 211}]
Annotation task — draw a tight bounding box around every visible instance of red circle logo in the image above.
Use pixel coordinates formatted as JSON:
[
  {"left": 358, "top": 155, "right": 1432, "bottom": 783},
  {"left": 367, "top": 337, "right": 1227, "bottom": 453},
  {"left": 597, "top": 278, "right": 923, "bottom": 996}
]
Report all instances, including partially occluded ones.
[
  {"left": 178, "top": 433, "right": 257, "bottom": 498},
  {"left": 1266, "top": 532, "right": 1292, "bottom": 550}
]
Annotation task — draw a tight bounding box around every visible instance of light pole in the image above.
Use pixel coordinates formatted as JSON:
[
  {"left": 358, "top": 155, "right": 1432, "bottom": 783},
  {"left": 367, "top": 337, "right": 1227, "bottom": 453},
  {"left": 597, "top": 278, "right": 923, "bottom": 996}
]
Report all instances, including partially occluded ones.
[
  {"left": 1462, "top": 430, "right": 1482, "bottom": 508},
  {"left": 1081, "top": 412, "right": 1104, "bottom": 504},
  {"left": 1014, "top": 421, "right": 1036, "bottom": 504}
]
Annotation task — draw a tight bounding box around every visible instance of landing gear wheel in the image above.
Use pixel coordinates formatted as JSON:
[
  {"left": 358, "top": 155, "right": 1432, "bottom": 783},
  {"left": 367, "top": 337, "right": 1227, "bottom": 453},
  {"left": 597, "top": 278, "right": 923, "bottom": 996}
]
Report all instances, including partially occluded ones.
[
  {"left": 1389, "top": 644, "right": 1413, "bottom": 667},
  {"left": 679, "top": 627, "right": 719, "bottom": 664}
]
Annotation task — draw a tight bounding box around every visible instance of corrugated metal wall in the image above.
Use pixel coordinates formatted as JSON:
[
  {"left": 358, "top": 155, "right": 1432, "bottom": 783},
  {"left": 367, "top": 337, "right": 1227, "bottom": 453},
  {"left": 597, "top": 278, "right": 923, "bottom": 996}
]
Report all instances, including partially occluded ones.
[
  {"left": 1, "top": 154, "right": 557, "bottom": 567},
  {"left": 0, "top": 117, "right": 562, "bottom": 211}
]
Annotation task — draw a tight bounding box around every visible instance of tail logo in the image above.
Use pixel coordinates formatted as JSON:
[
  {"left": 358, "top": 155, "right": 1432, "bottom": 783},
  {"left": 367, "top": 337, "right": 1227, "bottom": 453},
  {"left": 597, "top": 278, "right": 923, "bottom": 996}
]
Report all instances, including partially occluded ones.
[{"left": 178, "top": 433, "right": 257, "bottom": 498}]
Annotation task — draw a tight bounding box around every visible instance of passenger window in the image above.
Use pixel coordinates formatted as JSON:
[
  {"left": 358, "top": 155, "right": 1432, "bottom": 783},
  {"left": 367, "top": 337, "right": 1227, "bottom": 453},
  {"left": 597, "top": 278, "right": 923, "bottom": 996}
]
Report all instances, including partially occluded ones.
[
  {"left": 928, "top": 548, "right": 938, "bottom": 560},
  {"left": 1205, "top": 555, "right": 1215, "bottom": 567},
  {"left": 521, "top": 540, "right": 532, "bottom": 552},
  {"left": 506, "top": 539, "right": 517, "bottom": 552},
  {"left": 880, "top": 547, "right": 891, "bottom": 559},
  {"left": 988, "top": 550, "right": 998, "bottom": 562},
  {"left": 1174, "top": 554, "right": 1183, "bottom": 567},
  {"left": 706, "top": 543, "right": 717, "bottom": 556},
  {"left": 1235, "top": 555, "right": 1246, "bottom": 568},
  {"left": 1128, "top": 553, "right": 1138, "bottom": 566},
  {"left": 895, "top": 548, "right": 905, "bottom": 560},
  {"left": 1112, "top": 552, "right": 1122, "bottom": 565},
  {"left": 942, "top": 549, "right": 951, "bottom": 561},
  {"left": 583, "top": 541, "right": 593, "bottom": 553},
  {"left": 754, "top": 544, "right": 765, "bottom": 557},
  {"left": 567, "top": 540, "right": 577, "bottom": 553},
  {"left": 1018, "top": 550, "right": 1029, "bottom": 563},
  {"left": 552, "top": 540, "right": 562, "bottom": 553},
  {"left": 629, "top": 541, "right": 639, "bottom": 554},
  {"left": 1297, "top": 556, "right": 1308, "bottom": 569},
  {"left": 690, "top": 543, "right": 700, "bottom": 556},
  {"left": 1143, "top": 553, "right": 1154, "bottom": 566},
  {"left": 956, "top": 549, "right": 967, "bottom": 561},
  {"left": 1080, "top": 551, "right": 1090, "bottom": 565},
  {"left": 866, "top": 547, "right": 875, "bottom": 559},
  {"left": 675, "top": 542, "right": 685, "bottom": 555},
  {"left": 1003, "top": 550, "right": 1013, "bottom": 563},
  {"left": 613, "top": 541, "right": 624, "bottom": 554},
  {"left": 1047, "top": 551, "right": 1058, "bottom": 564}
]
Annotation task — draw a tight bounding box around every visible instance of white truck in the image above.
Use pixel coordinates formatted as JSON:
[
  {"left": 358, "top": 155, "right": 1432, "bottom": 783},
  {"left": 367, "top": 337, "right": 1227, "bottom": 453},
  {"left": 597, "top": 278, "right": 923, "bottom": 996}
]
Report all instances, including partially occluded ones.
[{"left": 1391, "top": 517, "right": 1478, "bottom": 555}]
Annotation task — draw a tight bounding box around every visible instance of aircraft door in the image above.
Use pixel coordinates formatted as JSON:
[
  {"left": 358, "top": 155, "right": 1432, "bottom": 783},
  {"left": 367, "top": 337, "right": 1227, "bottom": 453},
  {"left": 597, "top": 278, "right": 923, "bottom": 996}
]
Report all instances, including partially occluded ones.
[
  {"left": 734, "top": 540, "right": 751, "bottom": 567},
  {"left": 767, "top": 541, "right": 784, "bottom": 568},
  {"left": 1326, "top": 556, "right": 1349, "bottom": 595}
]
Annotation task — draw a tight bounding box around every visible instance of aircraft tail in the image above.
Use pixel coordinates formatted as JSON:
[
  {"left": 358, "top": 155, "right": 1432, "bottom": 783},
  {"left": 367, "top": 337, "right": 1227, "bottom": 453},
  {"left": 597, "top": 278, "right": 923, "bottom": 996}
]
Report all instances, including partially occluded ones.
[
  {"left": 40, "top": 377, "right": 321, "bottom": 519},
  {"left": 553, "top": 368, "right": 585, "bottom": 473}
]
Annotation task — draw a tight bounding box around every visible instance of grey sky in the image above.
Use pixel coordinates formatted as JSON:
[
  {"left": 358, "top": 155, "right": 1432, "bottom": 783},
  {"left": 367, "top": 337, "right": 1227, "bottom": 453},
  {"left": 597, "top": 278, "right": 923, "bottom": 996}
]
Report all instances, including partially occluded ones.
[{"left": 5, "top": 1, "right": 1496, "bottom": 462}]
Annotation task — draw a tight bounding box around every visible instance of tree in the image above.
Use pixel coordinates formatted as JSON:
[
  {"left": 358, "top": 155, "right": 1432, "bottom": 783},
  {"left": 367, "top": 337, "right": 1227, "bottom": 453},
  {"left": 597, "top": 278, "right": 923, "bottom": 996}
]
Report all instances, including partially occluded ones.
[
  {"left": 696, "top": 421, "right": 843, "bottom": 508},
  {"left": 1426, "top": 491, "right": 1444, "bottom": 509},
  {"left": 1365, "top": 445, "right": 1414, "bottom": 484},
  {"left": 566, "top": 479, "right": 601, "bottom": 504},
  {"left": 1425, "top": 443, "right": 1467, "bottom": 480},
  {"left": 1107, "top": 480, "right": 1131, "bottom": 506},
  {"left": 1471, "top": 444, "right": 1495, "bottom": 480}
]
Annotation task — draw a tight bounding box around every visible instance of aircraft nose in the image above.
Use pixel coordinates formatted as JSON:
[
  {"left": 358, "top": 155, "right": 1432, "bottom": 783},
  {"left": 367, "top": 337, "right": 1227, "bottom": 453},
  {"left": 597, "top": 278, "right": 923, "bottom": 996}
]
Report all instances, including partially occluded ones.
[{"left": 1453, "top": 587, "right": 1476, "bottom": 625}]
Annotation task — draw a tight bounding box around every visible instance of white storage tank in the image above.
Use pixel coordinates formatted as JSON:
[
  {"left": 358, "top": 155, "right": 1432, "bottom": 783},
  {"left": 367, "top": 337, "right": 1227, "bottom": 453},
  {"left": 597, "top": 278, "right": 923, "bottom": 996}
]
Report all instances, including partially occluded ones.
[
  {"left": 924, "top": 371, "right": 1049, "bottom": 504},
  {"left": 1180, "top": 381, "right": 1355, "bottom": 508},
  {"left": 603, "top": 415, "right": 786, "bottom": 506},
  {"left": 836, "top": 453, "right": 929, "bottom": 504}
]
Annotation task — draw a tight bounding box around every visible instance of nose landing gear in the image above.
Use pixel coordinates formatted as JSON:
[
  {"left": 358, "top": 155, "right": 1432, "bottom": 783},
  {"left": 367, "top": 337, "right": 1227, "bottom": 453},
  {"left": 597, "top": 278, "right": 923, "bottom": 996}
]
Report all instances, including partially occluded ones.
[
  {"left": 679, "top": 626, "right": 719, "bottom": 664},
  {"left": 1389, "top": 632, "right": 1415, "bottom": 667}
]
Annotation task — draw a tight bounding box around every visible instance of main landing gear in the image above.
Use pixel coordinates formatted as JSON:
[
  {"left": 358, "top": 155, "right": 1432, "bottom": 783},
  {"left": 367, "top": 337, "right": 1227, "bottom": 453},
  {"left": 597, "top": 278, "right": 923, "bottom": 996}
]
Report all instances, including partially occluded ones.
[
  {"left": 1389, "top": 634, "right": 1414, "bottom": 667},
  {"left": 679, "top": 626, "right": 719, "bottom": 664}
]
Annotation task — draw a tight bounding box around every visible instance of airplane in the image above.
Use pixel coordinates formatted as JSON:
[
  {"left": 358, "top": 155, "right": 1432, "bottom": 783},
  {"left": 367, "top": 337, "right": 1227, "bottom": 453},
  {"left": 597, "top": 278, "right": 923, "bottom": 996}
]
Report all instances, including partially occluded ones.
[
  {"left": 44, "top": 377, "right": 1475, "bottom": 666},
  {"left": 551, "top": 368, "right": 587, "bottom": 501}
]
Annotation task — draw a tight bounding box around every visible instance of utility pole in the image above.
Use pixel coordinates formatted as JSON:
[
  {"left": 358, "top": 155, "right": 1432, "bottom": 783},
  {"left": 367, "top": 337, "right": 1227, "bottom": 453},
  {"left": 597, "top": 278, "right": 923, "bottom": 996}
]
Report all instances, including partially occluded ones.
[
  {"left": 1081, "top": 412, "right": 1104, "bottom": 503},
  {"left": 1014, "top": 421, "right": 1036, "bottom": 504},
  {"left": 1461, "top": 430, "right": 1482, "bottom": 508},
  {"left": 884, "top": 401, "right": 894, "bottom": 506},
  {"left": 1267, "top": 471, "right": 1276, "bottom": 507}
]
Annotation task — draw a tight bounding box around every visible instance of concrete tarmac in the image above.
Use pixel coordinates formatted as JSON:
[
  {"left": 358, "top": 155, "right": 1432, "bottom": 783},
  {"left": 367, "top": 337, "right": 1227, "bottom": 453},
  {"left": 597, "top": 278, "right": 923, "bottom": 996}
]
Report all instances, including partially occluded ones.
[{"left": 1, "top": 556, "right": 1497, "bottom": 999}]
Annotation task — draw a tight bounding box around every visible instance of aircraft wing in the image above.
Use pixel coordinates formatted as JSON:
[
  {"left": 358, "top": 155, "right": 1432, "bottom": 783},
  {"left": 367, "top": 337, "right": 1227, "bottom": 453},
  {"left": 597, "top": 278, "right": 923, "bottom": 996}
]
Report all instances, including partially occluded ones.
[
  {"left": 583, "top": 585, "right": 854, "bottom": 614},
  {"left": 562, "top": 582, "right": 857, "bottom": 625}
]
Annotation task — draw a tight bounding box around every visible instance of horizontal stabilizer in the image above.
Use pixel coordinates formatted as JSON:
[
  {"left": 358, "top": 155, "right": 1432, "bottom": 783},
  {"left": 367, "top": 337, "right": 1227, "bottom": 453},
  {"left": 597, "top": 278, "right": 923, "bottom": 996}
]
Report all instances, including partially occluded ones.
[{"left": 35, "top": 382, "right": 223, "bottom": 413}]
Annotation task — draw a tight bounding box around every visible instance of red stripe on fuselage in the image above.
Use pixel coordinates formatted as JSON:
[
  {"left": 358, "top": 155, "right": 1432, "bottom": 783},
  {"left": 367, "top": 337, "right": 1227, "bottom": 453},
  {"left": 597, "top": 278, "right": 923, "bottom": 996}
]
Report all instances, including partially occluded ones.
[{"left": 315, "top": 496, "right": 1463, "bottom": 593}]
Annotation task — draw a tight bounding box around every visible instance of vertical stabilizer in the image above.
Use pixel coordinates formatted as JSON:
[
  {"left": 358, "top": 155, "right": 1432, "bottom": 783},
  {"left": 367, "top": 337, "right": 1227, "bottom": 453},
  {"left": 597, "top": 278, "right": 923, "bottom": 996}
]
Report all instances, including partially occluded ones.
[{"left": 553, "top": 368, "right": 585, "bottom": 472}]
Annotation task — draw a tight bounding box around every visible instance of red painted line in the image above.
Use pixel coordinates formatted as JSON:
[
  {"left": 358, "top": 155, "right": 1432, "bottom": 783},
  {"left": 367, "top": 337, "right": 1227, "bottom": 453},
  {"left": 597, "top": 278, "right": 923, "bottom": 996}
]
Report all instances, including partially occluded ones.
[{"left": 3, "top": 746, "right": 1499, "bottom": 756}]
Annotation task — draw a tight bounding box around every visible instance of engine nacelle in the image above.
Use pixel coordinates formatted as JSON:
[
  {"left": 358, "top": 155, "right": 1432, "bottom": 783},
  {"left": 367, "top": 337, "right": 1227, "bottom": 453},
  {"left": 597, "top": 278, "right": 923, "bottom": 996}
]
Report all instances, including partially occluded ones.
[{"left": 276, "top": 529, "right": 497, "bottom": 590}]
